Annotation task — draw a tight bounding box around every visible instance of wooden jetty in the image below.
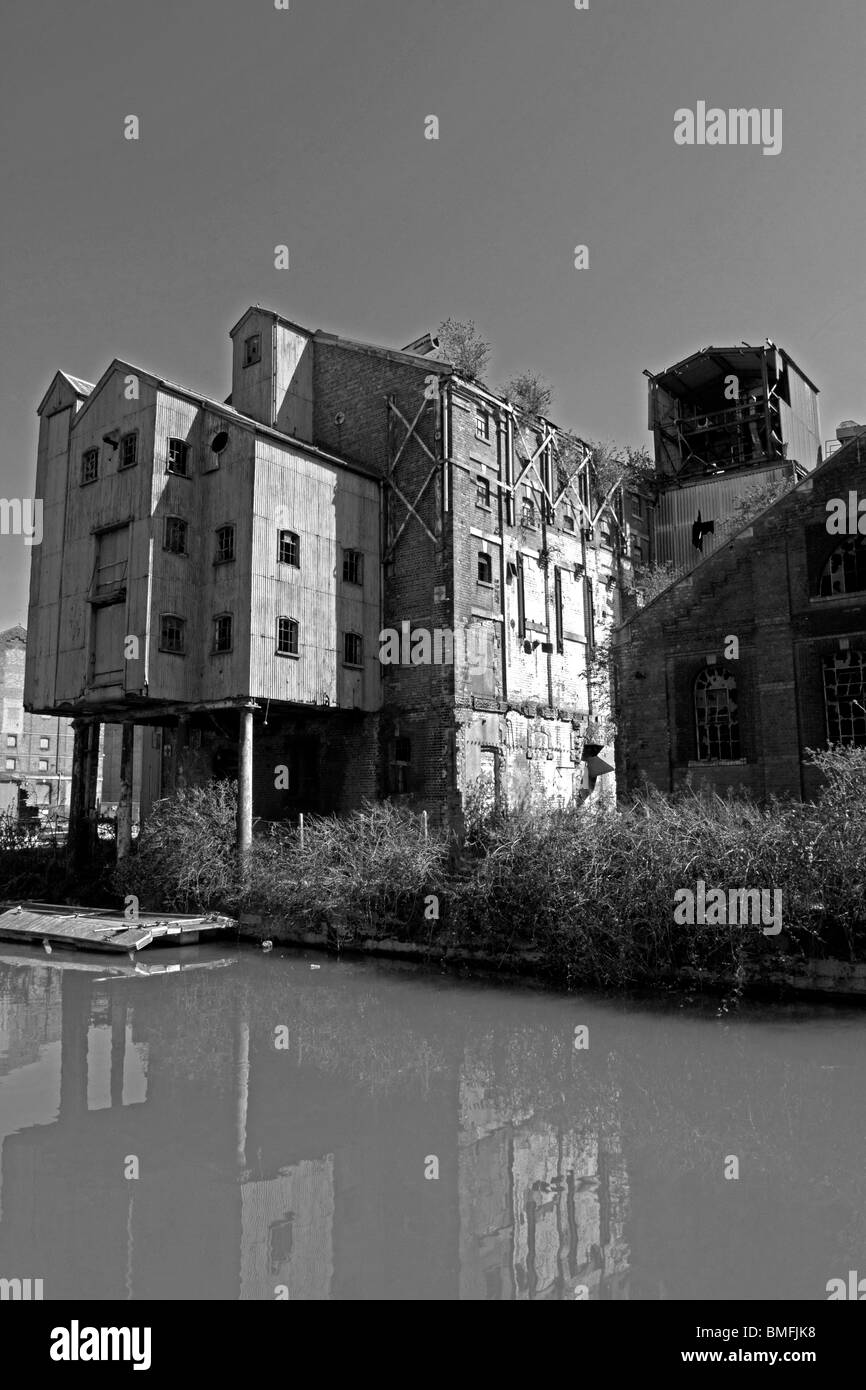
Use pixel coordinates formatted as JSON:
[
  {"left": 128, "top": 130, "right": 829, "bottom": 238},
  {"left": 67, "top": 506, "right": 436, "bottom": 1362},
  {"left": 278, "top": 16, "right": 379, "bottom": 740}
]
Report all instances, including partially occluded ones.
[{"left": 0, "top": 901, "right": 237, "bottom": 957}]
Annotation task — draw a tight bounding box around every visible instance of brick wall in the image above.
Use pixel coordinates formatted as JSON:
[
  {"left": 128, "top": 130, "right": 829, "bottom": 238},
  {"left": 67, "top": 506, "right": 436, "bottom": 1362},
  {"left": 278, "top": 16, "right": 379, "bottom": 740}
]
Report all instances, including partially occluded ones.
[{"left": 615, "top": 443, "right": 866, "bottom": 799}]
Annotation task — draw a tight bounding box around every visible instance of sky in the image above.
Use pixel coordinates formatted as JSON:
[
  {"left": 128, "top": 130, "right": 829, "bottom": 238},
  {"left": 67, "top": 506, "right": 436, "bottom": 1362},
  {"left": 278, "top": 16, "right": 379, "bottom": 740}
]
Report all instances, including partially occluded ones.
[{"left": 1, "top": 0, "right": 863, "bottom": 630}]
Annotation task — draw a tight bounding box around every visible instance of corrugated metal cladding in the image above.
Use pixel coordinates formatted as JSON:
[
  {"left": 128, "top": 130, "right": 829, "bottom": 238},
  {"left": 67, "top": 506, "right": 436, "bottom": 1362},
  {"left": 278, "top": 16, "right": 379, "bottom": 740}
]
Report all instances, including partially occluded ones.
[
  {"left": 653, "top": 466, "right": 793, "bottom": 570},
  {"left": 780, "top": 361, "right": 822, "bottom": 473}
]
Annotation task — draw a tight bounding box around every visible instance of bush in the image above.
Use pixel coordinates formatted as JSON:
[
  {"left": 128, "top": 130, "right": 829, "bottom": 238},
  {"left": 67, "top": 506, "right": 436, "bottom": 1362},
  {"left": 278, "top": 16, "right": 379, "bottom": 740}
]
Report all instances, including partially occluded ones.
[{"left": 114, "top": 781, "right": 241, "bottom": 912}]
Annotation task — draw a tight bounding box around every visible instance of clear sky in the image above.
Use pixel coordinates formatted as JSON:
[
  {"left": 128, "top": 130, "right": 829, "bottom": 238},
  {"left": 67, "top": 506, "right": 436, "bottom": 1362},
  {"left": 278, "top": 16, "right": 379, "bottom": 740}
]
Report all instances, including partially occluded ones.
[{"left": 1, "top": 0, "right": 863, "bottom": 630}]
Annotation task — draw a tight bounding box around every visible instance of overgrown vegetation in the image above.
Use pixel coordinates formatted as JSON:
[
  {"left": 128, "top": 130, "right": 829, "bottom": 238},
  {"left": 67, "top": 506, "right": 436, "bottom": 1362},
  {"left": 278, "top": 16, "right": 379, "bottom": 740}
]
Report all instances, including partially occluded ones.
[
  {"left": 436, "top": 318, "right": 491, "bottom": 381},
  {"left": 503, "top": 372, "right": 553, "bottom": 418},
  {"left": 105, "top": 746, "right": 866, "bottom": 992}
]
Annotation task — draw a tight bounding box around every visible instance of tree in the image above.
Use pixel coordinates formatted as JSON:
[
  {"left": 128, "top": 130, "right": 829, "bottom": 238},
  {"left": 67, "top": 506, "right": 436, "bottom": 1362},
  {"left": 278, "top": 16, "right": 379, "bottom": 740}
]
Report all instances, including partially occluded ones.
[
  {"left": 436, "top": 319, "right": 491, "bottom": 382},
  {"left": 714, "top": 477, "right": 795, "bottom": 542},
  {"left": 503, "top": 372, "right": 553, "bottom": 418},
  {"left": 587, "top": 441, "right": 654, "bottom": 506}
]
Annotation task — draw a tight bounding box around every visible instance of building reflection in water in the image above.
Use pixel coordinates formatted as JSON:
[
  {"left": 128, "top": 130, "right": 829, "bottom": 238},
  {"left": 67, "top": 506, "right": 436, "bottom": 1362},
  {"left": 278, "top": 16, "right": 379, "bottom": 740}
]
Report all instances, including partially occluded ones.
[{"left": 0, "top": 954, "right": 631, "bottom": 1300}]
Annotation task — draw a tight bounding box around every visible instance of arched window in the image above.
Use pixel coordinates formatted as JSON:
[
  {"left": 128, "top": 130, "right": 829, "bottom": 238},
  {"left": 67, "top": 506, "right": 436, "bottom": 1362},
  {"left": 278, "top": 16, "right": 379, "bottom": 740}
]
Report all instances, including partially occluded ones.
[
  {"left": 477, "top": 551, "right": 493, "bottom": 583},
  {"left": 818, "top": 537, "right": 866, "bottom": 597},
  {"left": 694, "top": 665, "right": 740, "bottom": 761},
  {"left": 823, "top": 649, "right": 866, "bottom": 746}
]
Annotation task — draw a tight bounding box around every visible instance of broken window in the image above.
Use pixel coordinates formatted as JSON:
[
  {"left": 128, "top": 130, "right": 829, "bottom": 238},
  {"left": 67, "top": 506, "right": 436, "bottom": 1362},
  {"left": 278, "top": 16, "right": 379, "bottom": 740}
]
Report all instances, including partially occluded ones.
[
  {"left": 164, "top": 516, "right": 188, "bottom": 555},
  {"left": 243, "top": 333, "right": 262, "bottom": 368},
  {"left": 213, "top": 614, "right": 233, "bottom": 653},
  {"left": 159, "top": 614, "right": 185, "bottom": 654},
  {"left": 823, "top": 650, "right": 866, "bottom": 746},
  {"left": 166, "top": 438, "right": 190, "bottom": 476},
  {"left": 81, "top": 447, "right": 99, "bottom": 484},
  {"left": 475, "top": 476, "right": 491, "bottom": 509},
  {"left": 343, "top": 632, "right": 363, "bottom": 667},
  {"left": 694, "top": 666, "right": 740, "bottom": 761},
  {"left": 342, "top": 549, "right": 363, "bottom": 585},
  {"left": 818, "top": 537, "right": 866, "bottom": 598},
  {"left": 390, "top": 737, "right": 411, "bottom": 794},
  {"left": 215, "top": 524, "right": 235, "bottom": 564},
  {"left": 477, "top": 551, "right": 493, "bottom": 584}
]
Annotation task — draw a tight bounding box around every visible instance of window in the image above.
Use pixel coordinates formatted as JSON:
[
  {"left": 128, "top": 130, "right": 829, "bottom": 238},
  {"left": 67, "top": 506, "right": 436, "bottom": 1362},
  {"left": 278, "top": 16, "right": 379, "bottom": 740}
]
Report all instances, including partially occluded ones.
[
  {"left": 694, "top": 666, "right": 740, "bottom": 761},
  {"left": 276, "top": 616, "right": 299, "bottom": 656},
  {"left": 38, "top": 759, "right": 49, "bottom": 772},
  {"left": 4, "top": 758, "right": 15, "bottom": 771},
  {"left": 268, "top": 1215, "right": 294, "bottom": 1274},
  {"left": 39, "top": 736, "right": 50, "bottom": 750},
  {"left": 167, "top": 438, "right": 189, "bottom": 476},
  {"left": 823, "top": 651, "right": 866, "bottom": 746},
  {"left": 5, "top": 734, "right": 16, "bottom": 748},
  {"left": 342, "top": 549, "right": 363, "bottom": 585},
  {"left": 391, "top": 737, "right": 411, "bottom": 793},
  {"left": 81, "top": 447, "right": 99, "bottom": 484},
  {"left": 554, "top": 566, "right": 564, "bottom": 653},
  {"left": 819, "top": 537, "right": 866, "bottom": 598},
  {"left": 278, "top": 530, "right": 300, "bottom": 567},
  {"left": 210, "top": 430, "right": 229, "bottom": 455},
  {"left": 159, "top": 614, "right": 186, "bottom": 653},
  {"left": 600, "top": 521, "right": 614, "bottom": 548},
  {"left": 630, "top": 495, "right": 643, "bottom": 519},
  {"left": 475, "top": 411, "right": 490, "bottom": 442},
  {"left": 163, "top": 516, "right": 188, "bottom": 555},
  {"left": 631, "top": 539, "right": 645, "bottom": 566},
  {"left": 120, "top": 432, "right": 138, "bottom": 469},
  {"left": 215, "top": 525, "right": 235, "bottom": 564},
  {"left": 243, "top": 333, "right": 262, "bottom": 367},
  {"left": 563, "top": 512, "right": 575, "bottom": 533},
  {"left": 475, "top": 476, "right": 491, "bottom": 509},
  {"left": 213, "top": 614, "right": 233, "bottom": 653},
  {"left": 521, "top": 493, "right": 536, "bottom": 528},
  {"left": 343, "top": 632, "right": 363, "bottom": 667},
  {"left": 477, "top": 551, "right": 493, "bottom": 584}
]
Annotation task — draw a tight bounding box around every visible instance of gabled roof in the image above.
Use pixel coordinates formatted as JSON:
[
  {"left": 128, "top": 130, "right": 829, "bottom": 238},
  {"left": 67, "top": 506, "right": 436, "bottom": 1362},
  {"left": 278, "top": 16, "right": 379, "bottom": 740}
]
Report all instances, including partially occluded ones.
[
  {"left": 36, "top": 370, "right": 94, "bottom": 416},
  {"left": 65, "top": 359, "right": 381, "bottom": 481}
]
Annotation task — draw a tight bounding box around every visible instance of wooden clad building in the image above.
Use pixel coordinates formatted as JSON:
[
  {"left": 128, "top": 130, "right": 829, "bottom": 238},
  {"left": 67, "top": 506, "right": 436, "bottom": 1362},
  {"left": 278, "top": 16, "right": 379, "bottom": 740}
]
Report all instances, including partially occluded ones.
[{"left": 25, "top": 307, "right": 638, "bottom": 854}]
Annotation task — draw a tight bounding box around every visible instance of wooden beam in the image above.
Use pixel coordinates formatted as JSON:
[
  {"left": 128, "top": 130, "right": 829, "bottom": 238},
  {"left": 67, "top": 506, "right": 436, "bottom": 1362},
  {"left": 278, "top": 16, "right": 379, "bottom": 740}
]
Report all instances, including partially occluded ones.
[{"left": 116, "top": 722, "right": 135, "bottom": 862}]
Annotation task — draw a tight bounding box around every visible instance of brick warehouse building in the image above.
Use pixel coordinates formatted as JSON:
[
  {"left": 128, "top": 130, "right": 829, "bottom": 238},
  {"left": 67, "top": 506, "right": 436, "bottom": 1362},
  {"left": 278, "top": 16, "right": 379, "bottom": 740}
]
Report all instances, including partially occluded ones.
[
  {"left": 24, "top": 308, "right": 644, "bottom": 854},
  {"left": 614, "top": 431, "right": 866, "bottom": 800}
]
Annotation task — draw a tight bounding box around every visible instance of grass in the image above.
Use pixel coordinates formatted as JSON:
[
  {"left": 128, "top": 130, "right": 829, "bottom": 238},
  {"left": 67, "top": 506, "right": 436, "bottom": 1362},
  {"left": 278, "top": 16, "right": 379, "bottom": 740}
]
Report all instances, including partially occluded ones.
[{"left": 103, "top": 744, "right": 866, "bottom": 990}]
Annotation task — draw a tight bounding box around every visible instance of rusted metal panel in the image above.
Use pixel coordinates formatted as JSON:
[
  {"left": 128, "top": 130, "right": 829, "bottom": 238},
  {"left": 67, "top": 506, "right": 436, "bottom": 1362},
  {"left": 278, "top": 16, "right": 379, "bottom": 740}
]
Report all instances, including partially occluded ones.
[{"left": 653, "top": 466, "right": 793, "bottom": 570}]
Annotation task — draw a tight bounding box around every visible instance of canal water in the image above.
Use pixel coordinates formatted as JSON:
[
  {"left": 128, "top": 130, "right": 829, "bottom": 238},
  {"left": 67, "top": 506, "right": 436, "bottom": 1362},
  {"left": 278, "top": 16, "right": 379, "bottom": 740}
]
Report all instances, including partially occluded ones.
[{"left": 0, "top": 945, "right": 863, "bottom": 1301}]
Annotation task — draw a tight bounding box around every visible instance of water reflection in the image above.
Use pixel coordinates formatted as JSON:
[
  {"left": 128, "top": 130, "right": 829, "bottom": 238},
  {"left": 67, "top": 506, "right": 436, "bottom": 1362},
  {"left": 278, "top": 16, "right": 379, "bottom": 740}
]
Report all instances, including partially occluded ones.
[{"left": 0, "top": 949, "right": 864, "bottom": 1300}]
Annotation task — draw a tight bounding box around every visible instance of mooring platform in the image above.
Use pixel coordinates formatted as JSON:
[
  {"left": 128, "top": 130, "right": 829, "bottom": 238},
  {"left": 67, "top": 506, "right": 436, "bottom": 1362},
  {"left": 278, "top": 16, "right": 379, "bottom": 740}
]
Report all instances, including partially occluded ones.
[{"left": 0, "top": 901, "right": 237, "bottom": 956}]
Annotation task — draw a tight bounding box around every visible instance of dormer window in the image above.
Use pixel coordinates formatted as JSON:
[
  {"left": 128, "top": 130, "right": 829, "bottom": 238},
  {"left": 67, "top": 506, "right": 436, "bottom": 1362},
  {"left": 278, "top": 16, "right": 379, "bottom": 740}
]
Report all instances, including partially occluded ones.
[{"left": 243, "top": 333, "right": 262, "bottom": 368}]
